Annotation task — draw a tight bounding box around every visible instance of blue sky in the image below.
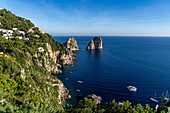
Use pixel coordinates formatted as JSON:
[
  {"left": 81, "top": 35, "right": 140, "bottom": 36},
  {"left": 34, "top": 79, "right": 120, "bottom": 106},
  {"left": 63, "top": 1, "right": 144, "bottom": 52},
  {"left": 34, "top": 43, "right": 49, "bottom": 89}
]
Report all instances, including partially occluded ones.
[{"left": 1, "top": 0, "right": 170, "bottom": 36}]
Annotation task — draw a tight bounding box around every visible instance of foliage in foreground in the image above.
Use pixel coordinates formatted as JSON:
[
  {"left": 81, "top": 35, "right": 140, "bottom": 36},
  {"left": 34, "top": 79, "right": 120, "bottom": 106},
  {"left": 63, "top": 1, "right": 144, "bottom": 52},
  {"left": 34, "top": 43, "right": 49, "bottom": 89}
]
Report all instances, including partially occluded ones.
[{"left": 63, "top": 96, "right": 170, "bottom": 113}]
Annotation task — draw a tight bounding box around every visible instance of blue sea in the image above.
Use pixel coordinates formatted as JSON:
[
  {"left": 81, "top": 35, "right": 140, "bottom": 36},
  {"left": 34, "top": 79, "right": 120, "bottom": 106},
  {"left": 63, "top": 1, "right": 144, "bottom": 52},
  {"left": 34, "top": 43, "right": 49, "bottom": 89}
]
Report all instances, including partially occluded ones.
[{"left": 54, "top": 36, "right": 170, "bottom": 108}]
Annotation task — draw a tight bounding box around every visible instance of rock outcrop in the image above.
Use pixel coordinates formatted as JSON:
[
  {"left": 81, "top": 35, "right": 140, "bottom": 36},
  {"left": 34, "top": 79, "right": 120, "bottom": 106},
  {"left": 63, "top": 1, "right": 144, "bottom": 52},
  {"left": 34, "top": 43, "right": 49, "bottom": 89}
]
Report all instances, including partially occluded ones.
[
  {"left": 56, "top": 79, "right": 70, "bottom": 104},
  {"left": 35, "top": 42, "right": 76, "bottom": 74},
  {"left": 88, "top": 94, "right": 102, "bottom": 104},
  {"left": 86, "top": 37, "right": 103, "bottom": 50},
  {"left": 64, "top": 37, "right": 79, "bottom": 51},
  {"left": 34, "top": 43, "right": 62, "bottom": 75},
  {"left": 34, "top": 42, "right": 76, "bottom": 103},
  {"left": 60, "top": 51, "right": 76, "bottom": 65}
]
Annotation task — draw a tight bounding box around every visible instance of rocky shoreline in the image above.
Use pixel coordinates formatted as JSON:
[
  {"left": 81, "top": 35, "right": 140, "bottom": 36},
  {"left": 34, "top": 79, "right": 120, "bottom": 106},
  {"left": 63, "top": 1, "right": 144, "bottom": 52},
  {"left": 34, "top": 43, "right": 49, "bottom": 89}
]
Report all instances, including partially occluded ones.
[
  {"left": 54, "top": 37, "right": 79, "bottom": 104},
  {"left": 33, "top": 36, "right": 78, "bottom": 104},
  {"left": 56, "top": 36, "right": 104, "bottom": 104},
  {"left": 56, "top": 79, "right": 70, "bottom": 104}
]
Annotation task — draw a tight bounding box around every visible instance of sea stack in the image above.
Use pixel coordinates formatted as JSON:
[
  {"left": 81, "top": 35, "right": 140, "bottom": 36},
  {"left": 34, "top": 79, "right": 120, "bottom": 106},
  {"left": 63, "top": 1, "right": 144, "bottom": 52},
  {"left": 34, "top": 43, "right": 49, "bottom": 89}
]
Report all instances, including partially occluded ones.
[
  {"left": 64, "top": 36, "right": 79, "bottom": 51},
  {"left": 86, "top": 37, "right": 103, "bottom": 50}
]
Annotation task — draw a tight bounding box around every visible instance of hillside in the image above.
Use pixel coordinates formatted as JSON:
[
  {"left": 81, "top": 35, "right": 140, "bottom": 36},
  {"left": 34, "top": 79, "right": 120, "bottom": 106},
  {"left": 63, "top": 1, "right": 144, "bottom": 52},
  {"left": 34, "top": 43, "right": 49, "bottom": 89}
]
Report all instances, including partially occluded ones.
[
  {"left": 0, "top": 9, "right": 74, "bottom": 112},
  {"left": 0, "top": 9, "right": 34, "bottom": 32}
]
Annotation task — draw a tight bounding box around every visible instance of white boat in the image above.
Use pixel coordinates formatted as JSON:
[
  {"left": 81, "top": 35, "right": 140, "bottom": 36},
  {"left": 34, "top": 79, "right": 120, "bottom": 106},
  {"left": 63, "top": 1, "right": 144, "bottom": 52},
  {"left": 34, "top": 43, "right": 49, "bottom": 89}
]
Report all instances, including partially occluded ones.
[
  {"left": 165, "top": 90, "right": 169, "bottom": 101},
  {"left": 76, "top": 89, "right": 80, "bottom": 92},
  {"left": 150, "top": 98, "right": 158, "bottom": 103},
  {"left": 165, "top": 97, "right": 169, "bottom": 101},
  {"left": 127, "top": 86, "right": 137, "bottom": 92},
  {"left": 160, "top": 90, "right": 169, "bottom": 100},
  {"left": 77, "top": 81, "right": 83, "bottom": 84},
  {"left": 150, "top": 92, "right": 158, "bottom": 103}
]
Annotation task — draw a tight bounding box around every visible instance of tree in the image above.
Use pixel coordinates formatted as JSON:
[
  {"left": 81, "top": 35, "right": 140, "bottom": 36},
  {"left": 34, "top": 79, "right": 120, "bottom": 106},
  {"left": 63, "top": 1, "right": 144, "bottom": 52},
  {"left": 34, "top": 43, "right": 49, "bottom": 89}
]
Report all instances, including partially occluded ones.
[{"left": 0, "top": 31, "right": 3, "bottom": 37}]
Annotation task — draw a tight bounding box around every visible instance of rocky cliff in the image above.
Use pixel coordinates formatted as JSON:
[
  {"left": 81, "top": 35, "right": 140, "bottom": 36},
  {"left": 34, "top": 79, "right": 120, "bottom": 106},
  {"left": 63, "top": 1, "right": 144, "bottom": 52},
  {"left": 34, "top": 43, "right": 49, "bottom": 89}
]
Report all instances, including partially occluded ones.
[
  {"left": 88, "top": 94, "right": 102, "bottom": 104},
  {"left": 34, "top": 43, "right": 61, "bottom": 74},
  {"left": 35, "top": 43, "right": 76, "bottom": 74},
  {"left": 60, "top": 52, "right": 76, "bottom": 65},
  {"left": 86, "top": 37, "right": 103, "bottom": 50},
  {"left": 0, "top": 9, "right": 76, "bottom": 112},
  {"left": 33, "top": 43, "right": 76, "bottom": 103},
  {"left": 64, "top": 37, "right": 79, "bottom": 51},
  {"left": 56, "top": 79, "right": 70, "bottom": 104}
]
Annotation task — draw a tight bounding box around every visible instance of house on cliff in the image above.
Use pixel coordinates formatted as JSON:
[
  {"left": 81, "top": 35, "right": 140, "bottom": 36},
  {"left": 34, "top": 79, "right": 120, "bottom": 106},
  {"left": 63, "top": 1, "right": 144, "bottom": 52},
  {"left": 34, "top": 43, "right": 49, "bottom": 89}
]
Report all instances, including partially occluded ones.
[{"left": 38, "top": 47, "right": 44, "bottom": 52}]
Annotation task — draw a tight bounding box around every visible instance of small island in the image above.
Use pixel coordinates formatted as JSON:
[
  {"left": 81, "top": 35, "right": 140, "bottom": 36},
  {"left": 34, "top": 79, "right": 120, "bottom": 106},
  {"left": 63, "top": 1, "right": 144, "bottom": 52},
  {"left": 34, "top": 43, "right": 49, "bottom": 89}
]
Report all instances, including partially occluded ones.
[
  {"left": 86, "top": 37, "right": 103, "bottom": 50},
  {"left": 64, "top": 36, "right": 79, "bottom": 51}
]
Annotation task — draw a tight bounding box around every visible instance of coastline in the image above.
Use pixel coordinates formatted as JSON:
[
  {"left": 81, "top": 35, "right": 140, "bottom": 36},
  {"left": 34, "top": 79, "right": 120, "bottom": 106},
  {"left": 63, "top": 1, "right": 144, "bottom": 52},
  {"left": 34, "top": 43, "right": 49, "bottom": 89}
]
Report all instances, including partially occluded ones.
[{"left": 1, "top": 8, "right": 170, "bottom": 112}]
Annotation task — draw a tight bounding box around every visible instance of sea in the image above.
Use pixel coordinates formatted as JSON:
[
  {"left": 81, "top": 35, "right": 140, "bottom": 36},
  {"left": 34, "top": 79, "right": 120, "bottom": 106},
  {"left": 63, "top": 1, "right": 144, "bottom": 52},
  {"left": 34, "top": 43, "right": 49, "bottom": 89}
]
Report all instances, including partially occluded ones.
[{"left": 54, "top": 36, "right": 170, "bottom": 108}]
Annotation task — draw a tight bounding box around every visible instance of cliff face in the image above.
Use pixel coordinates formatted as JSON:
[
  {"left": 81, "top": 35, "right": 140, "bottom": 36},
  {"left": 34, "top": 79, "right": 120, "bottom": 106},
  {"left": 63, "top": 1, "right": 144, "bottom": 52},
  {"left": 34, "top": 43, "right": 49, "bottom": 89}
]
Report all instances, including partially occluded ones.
[
  {"left": 35, "top": 43, "right": 76, "bottom": 103},
  {"left": 35, "top": 43, "right": 76, "bottom": 74},
  {"left": 86, "top": 37, "right": 103, "bottom": 50},
  {"left": 60, "top": 51, "right": 76, "bottom": 65},
  {"left": 35, "top": 43, "right": 61, "bottom": 75},
  {"left": 64, "top": 37, "right": 79, "bottom": 51},
  {"left": 86, "top": 40, "right": 95, "bottom": 50},
  {"left": 56, "top": 79, "right": 70, "bottom": 104}
]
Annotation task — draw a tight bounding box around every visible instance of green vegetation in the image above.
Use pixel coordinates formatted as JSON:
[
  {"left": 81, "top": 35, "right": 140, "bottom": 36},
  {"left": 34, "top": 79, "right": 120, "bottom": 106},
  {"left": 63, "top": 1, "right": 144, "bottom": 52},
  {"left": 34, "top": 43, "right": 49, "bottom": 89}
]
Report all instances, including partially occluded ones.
[
  {"left": 65, "top": 98, "right": 154, "bottom": 113},
  {"left": 0, "top": 9, "right": 34, "bottom": 31},
  {"left": 0, "top": 37, "right": 62, "bottom": 112},
  {"left": 64, "top": 96, "right": 170, "bottom": 113},
  {"left": 0, "top": 31, "right": 3, "bottom": 37},
  {"left": 0, "top": 9, "right": 68, "bottom": 112}
]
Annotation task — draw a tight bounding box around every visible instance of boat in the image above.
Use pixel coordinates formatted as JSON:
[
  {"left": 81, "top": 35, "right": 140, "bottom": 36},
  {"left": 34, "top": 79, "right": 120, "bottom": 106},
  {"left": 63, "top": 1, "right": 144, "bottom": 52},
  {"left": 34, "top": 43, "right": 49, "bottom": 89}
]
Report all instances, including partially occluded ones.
[
  {"left": 165, "top": 90, "right": 169, "bottom": 101},
  {"left": 77, "top": 81, "right": 83, "bottom": 84},
  {"left": 66, "top": 78, "right": 68, "bottom": 80},
  {"left": 127, "top": 86, "right": 137, "bottom": 92},
  {"left": 150, "top": 92, "right": 158, "bottom": 103},
  {"left": 160, "top": 90, "right": 169, "bottom": 100},
  {"left": 70, "top": 72, "right": 73, "bottom": 74},
  {"left": 76, "top": 89, "right": 80, "bottom": 92},
  {"left": 150, "top": 98, "right": 158, "bottom": 103}
]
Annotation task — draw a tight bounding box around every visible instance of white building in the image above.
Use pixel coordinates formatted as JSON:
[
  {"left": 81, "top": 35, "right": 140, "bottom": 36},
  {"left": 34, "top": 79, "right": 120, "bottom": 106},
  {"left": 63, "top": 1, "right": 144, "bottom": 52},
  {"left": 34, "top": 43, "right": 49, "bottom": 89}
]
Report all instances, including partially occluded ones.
[
  {"left": 8, "top": 34, "right": 13, "bottom": 38},
  {"left": 0, "top": 29, "right": 6, "bottom": 33},
  {"left": 18, "top": 31, "right": 25, "bottom": 35},
  {"left": 3, "top": 33, "right": 13, "bottom": 39},
  {"left": 35, "top": 34, "right": 40, "bottom": 38},
  {"left": 7, "top": 30, "right": 13, "bottom": 34},
  {"left": 3, "top": 34, "right": 8, "bottom": 37},
  {"left": 0, "top": 29, "right": 13, "bottom": 34},
  {"left": 13, "top": 28, "right": 18, "bottom": 31},
  {"left": 4, "top": 37, "right": 8, "bottom": 39},
  {"left": 25, "top": 38, "right": 29, "bottom": 40},
  {"left": 17, "top": 36, "right": 22, "bottom": 39},
  {"left": 1, "top": 29, "right": 7, "bottom": 33},
  {"left": 38, "top": 47, "right": 44, "bottom": 52}
]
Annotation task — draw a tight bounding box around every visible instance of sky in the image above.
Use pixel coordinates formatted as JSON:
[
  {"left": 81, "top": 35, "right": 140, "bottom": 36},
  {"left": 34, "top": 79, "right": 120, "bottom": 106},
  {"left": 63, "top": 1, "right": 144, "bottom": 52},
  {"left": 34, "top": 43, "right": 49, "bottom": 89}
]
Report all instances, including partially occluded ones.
[{"left": 0, "top": 0, "right": 170, "bottom": 36}]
